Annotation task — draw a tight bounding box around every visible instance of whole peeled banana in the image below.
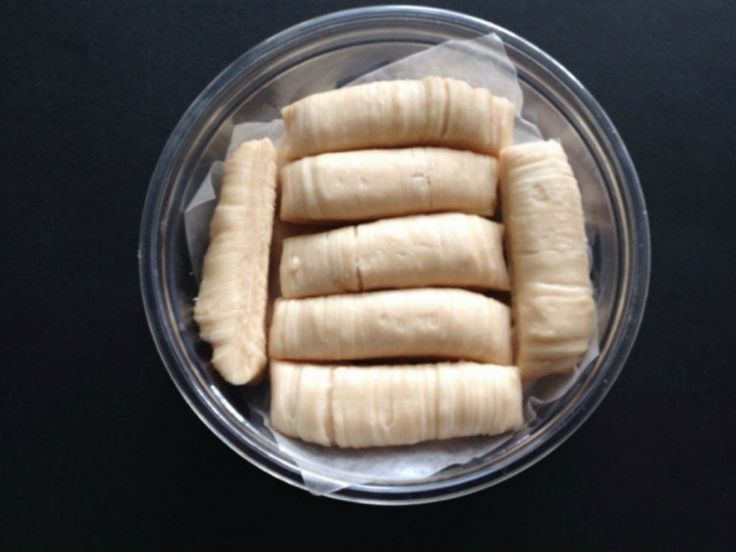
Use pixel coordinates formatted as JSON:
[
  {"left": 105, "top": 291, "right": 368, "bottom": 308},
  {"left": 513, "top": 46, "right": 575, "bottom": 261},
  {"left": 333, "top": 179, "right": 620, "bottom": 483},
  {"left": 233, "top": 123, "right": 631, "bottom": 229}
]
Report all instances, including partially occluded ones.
[
  {"left": 270, "top": 361, "right": 523, "bottom": 448},
  {"left": 269, "top": 288, "right": 512, "bottom": 365},
  {"left": 279, "top": 213, "right": 509, "bottom": 298},
  {"left": 500, "top": 140, "right": 595, "bottom": 380},
  {"left": 279, "top": 147, "right": 498, "bottom": 222},
  {"left": 193, "top": 139, "right": 277, "bottom": 385},
  {"left": 280, "top": 77, "right": 515, "bottom": 159}
]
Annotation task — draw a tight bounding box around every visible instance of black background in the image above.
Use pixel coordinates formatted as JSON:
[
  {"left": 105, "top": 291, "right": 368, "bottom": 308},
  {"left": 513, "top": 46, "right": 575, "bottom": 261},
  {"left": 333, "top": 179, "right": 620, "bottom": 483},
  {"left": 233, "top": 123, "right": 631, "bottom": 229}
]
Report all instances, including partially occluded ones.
[{"left": 2, "top": 1, "right": 735, "bottom": 550}]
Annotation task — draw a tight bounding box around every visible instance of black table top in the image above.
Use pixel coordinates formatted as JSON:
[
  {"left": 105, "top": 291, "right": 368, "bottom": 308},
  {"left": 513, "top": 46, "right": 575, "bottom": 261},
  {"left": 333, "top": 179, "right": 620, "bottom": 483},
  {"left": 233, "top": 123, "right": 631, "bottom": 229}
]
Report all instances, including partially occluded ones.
[{"left": 3, "top": 2, "right": 734, "bottom": 549}]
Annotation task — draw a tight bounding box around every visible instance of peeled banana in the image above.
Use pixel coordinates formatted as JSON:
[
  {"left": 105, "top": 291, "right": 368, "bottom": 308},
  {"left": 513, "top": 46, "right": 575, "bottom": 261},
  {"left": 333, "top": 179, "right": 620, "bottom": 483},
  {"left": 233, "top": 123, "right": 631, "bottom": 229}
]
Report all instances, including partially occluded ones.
[
  {"left": 280, "top": 77, "right": 515, "bottom": 159},
  {"left": 500, "top": 140, "right": 595, "bottom": 379},
  {"left": 193, "top": 139, "right": 277, "bottom": 385},
  {"left": 270, "top": 360, "right": 523, "bottom": 448},
  {"left": 279, "top": 147, "right": 498, "bottom": 222},
  {"left": 279, "top": 213, "right": 509, "bottom": 298},
  {"left": 268, "top": 288, "right": 512, "bottom": 364}
]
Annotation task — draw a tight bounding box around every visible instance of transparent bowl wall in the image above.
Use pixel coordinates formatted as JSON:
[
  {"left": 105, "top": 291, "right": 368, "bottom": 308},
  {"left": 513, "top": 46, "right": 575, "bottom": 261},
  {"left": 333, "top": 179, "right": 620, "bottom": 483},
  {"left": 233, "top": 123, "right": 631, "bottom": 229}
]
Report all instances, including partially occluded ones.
[{"left": 139, "top": 6, "right": 650, "bottom": 504}]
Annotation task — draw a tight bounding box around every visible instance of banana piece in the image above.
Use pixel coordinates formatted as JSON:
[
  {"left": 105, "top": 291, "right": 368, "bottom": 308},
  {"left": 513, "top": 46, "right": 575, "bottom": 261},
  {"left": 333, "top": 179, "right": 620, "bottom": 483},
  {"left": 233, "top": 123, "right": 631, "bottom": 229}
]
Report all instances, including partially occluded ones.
[
  {"left": 280, "top": 77, "right": 515, "bottom": 159},
  {"left": 500, "top": 140, "right": 595, "bottom": 379},
  {"left": 514, "top": 283, "right": 595, "bottom": 377},
  {"left": 269, "top": 288, "right": 512, "bottom": 364},
  {"left": 193, "top": 139, "right": 277, "bottom": 385},
  {"left": 279, "top": 147, "right": 498, "bottom": 222},
  {"left": 270, "top": 361, "right": 334, "bottom": 446},
  {"left": 280, "top": 213, "right": 509, "bottom": 298},
  {"left": 280, "top": 225, "right": 360, "bottom": 298},
  {"left": 270, "top": 361, "right": 523, "bottom": 448}
]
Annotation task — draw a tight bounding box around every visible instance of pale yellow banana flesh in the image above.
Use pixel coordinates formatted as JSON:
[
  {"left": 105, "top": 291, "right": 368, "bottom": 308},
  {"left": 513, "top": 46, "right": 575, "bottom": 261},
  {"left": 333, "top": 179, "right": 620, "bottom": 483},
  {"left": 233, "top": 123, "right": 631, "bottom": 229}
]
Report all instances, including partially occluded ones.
[
  {"left": 270, "top": 361, "right": 523, "bottom": 448},
  {"left": 280, "top": 77, "right": 515, "bottom": 159},
  {"left": 193, "top": 139, "right": 277, "bottom": 385},
  {"left": 500, "top": 140, "right": 595, "bottom": 379},
  {"left": 268, "top": 288, "right": 512, "bottom": 364},
  {"left": 279, "top": 213, "right": 509, "bottom": 298},
  {"left": 279, "top": 147, "right": 498, "bottom": 222}
]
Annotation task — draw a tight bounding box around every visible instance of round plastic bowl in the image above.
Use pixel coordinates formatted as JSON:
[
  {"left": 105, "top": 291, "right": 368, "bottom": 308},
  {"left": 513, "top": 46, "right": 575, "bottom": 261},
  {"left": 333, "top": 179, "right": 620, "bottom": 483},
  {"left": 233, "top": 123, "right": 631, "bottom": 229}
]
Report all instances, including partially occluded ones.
[{"left": 139, "top": 6, "right": 650, "bottom": 504}]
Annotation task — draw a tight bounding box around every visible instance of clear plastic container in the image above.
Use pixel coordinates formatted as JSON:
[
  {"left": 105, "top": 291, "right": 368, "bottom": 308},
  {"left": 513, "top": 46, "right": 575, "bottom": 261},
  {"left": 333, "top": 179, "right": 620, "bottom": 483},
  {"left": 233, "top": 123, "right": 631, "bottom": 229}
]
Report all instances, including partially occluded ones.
[{"left": 139, "top": 6, "right": 650, "bottom": 504}]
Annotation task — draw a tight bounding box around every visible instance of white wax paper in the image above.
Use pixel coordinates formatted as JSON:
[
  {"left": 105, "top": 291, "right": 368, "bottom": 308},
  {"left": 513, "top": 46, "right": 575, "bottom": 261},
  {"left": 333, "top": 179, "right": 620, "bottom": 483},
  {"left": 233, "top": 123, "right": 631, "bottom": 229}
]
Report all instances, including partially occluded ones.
[{"left": 184, "top": 33, "right": 600, "bottom": 496}]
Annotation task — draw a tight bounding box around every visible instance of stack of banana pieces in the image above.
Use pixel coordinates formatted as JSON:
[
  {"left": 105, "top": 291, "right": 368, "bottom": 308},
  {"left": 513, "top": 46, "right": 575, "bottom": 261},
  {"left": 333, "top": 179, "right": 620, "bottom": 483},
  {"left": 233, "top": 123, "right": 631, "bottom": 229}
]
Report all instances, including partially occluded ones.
[{"left": 193, "top": 77, "right": 594, "bottom": 448}]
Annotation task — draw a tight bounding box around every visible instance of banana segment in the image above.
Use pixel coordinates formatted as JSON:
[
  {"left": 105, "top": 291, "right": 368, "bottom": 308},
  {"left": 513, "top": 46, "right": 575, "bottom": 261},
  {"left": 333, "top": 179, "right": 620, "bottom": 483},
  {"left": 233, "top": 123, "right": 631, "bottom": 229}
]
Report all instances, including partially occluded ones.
[
  {"left": 270, "top": 361, "right": 523, "bottom": 448},
  {"left": 268, "top": 288, "right": 512, "bottom": 364},
  {"left": 280, "top": 226, "right": 360, "bottom": 298},
  {"left": 279, "top": 148, "right": 498, "bottom": 222},
  {"left": 500, "top": 140, "right": 595, "bottom": 379},
  {"left": 280, "top": 77, "right": 515, "bottom": 159},
  {"left": 270, "top": 361, "right": 334, "bottom": 446},
  {"left": 193, "top": 139, "right": 277, "bottom": 385},
  {"left": 280, "top": 213, "right": 509, "bottom": 298}
]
